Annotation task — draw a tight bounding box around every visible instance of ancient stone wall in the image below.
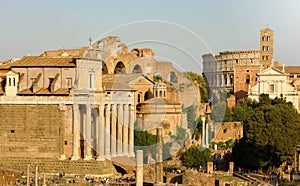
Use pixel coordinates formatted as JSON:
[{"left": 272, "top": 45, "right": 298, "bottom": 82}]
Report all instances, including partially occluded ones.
[
  {"left": 0, "top": 104, "right": 65, "bottom": 158},
  {"left": 212, "top": 122, "right": 243, "bottom": 143}
]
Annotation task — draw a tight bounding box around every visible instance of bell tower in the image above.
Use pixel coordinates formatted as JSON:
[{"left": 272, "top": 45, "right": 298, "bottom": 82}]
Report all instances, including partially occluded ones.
[{"left": 260, "top": 27, "right": 274, "bottom": 68}]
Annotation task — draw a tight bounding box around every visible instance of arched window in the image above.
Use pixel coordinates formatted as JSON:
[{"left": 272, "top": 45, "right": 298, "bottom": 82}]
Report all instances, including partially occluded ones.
[
  {"left": 114, "top": 61, "right": 125, "bottom": 74},
  {"left": 159, "top": 90, "right": 162, "bottom": 97},
  {"left": 168, "top": 71, "right": 178, "bottom": 83},
  {"left": 132, "top": 65, "right": 142, "bottom": 74},
  {"left": 155, "top": 90, "right": 158, "bottom": 97},
  {"left": 138, "top": 92, "right": 142, "bottom": 103},
  {"left": 246, "top": 75, "right": 250, "bottom": 84}
]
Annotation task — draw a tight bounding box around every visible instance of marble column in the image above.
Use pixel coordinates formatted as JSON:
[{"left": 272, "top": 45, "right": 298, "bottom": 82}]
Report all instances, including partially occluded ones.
[
  {"left": 97, "top": 105, "right": 105, "bottom": 161},
  {"left": 201, "top": 116, "right": 205, "bottom": 147},
  {"left": 128, "top": 105, "right": 135, "bottom": 157},
  {"left": 117, "top": 104, "right": 123, "bottom": 155},
  {"left": 123, "top": 104, "right": 129, "bottom": 156},
  {"left": 104, "top": 104, "right": 111, "bottom": 158},
  {"left": 71, "top": 103, "right": 80, "bottom": 160},
  {"left": 155, "top": 127, "right": 163, "bottom": 183},
  {"left": 111, "top": 104, "right": 117, "bottom": 157},
  {"left": 136, "top": 150, "right": 143, "bottom": 186},
  {"left": 84, "top": 104, "right": 92, "bottom": 160},
  {"left": 205, "top": 122, "right": 209, "bottom": 147}
]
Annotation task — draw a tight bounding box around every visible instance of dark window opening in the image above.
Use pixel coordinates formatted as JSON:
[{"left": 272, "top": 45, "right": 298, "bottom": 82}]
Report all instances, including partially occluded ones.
[{"left": 10, "top": 130, "right": 15, "bottom": 133}]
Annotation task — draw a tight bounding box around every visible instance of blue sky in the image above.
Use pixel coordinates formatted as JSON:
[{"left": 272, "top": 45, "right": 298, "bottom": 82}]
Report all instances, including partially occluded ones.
[{"left": 1, "top": 0, "right": 300, "bottom": 73}]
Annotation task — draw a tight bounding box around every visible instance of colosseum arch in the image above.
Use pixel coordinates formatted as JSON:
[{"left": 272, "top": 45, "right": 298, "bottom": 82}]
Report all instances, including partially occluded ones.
[
  {"left": 132, "top": 64, "right": 142, "bottom": 74},
  {"left": 168, "top": 71, "right": 178, "bottom": 83},
  {"left": 153, "top": 72, "right": 162, "bottom": 82},
  {"left": 114, "top": 61, "right": 126, "bottom": 74}
]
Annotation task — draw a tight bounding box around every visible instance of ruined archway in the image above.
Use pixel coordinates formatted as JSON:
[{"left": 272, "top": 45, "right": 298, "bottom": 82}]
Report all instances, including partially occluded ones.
[
  {"left": 144, "top": 90, "right": 153, "bottom": 101},
  {"left": 132, "top": 64, "right": 142, "bottom": 74},
  {"left": 168, "top": 71, "right": 178, "bottom": 83},
  {"left": 114, "top": 61, "right": 125, "bottom": 74}
]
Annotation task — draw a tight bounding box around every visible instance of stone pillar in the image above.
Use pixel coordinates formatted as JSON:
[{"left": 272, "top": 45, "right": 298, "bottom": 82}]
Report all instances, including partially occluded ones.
[
  {"left": 201, "top": 116, "right": 205, "bottom": 147},
  {"left": 27, "top": 165, "right": 30, "bottom": 186},
  {"left": 105, "top": 104, "right": 111, "bottom": 158},
  {"left": 71, "top": 103, "right": 80, "bottom": 160},
  {"left": 123, "top": 104, "right": 129, "bottom": 156},
  {"left": 136, "top": 150, "right": 143, "bottom": 186},
  {"left": 128, "top": 105, "right": 135, "bottom": 157},
  {"left": 155, "top": 127, "right": 163, "bottom": 183},
  {"left": 298, "top": 151, "right": 300, "bottom": 172},
  {"left": 207, "top": 162, "right": 213, "bottom": 174},
  {"left": 117, "top": 104, "right": 123, "bottom": 155},
  {"left": 111, "top": 104, "right": 117, "bottom": 157},
  {"left": 84, "top": 104, "right": 93, "bottom": 160},
  {"left": 35, "top": 166, "right": 38, "bottom": 186},
  {"left": 227, "top": 74, "right": 230, "bottom": 86},
  {"left": 97, "top": 105, "right": 105, "bottom": 161},
  {"left": 205, "top": 122, "right": 209, "bottom": 147},
  {"left": 229, "top": 162, "right": 234, "bottom": 175}
]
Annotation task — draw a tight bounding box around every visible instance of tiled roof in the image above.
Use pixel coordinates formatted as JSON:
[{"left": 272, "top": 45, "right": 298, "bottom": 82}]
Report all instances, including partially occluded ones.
[
  {"left": 18, "top": 88, "right": 70, "bottom": 95},
  {"left": 284, "top": 66, "right": 300, "bottom": 74},
  {"left": 102, "top": 74, "right": 151, "bottom": 91},
  {"left": 0, "top": 56, "right": 76, "bottom": 69},
  {"left": 39, "top": 47, "right": 88, "bottom": 57}
]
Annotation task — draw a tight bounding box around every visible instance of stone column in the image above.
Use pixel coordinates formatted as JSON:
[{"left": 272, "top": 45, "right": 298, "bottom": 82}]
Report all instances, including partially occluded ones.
[
  {"left": 155, "top": 127, "right": 163, "bottom": 183},
  {"left": 298, "top": 151, "right": 300, "bottom": 172},
  {"left": 128, "top": 105, "right": 135, "bottom": 157},
  {"left": 104, "top": 104, "right": 111, "bottom": 158},
  {"left": 205, "top": 122, "right": 209, "bottom": 147},
  {"left": 117, "top": 104, "right": 123, "bottom": 155},
  {"left": 27, "top": 165, "right": 30, "bottom": 186},
  {"left": 71, "top": 103, "right": 80, "bottom": 160},
  {"left": 97, "top": 105, "right": 105, "bottom": 161},
  {"left": 123, "top": 104, "right": 129, "bottom": 156},
  {"left": 111, "top": 104, "right": 117, "bottom": 157},
  {"left": 201, "top": 116, "right": 205, "bottom": 147},
  {"left": 35, "top": 166, "right": 38, "bottom": 186},
  {"left": 84, "top": 104, "right": 93, "bottom": 160},
  {"left": 136, "top": 150, "right": 143, "bottom": 186}
]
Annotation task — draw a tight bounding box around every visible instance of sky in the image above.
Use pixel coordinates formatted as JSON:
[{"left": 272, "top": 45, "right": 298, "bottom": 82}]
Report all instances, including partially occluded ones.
[{"left": 1, "top": 0, "right": 300, "bottom": 73}]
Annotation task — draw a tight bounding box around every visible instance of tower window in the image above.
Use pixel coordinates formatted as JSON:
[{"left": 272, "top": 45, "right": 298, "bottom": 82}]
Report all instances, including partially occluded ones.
[{"left": 246, "top": 75, "right": 250, "bottom": 84}]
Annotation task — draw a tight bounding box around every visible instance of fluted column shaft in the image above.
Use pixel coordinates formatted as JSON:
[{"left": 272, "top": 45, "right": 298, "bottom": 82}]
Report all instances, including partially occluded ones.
[
  {"left": 84, "top": 104, "right": 92, "bottom": 160},
  {"left": 97, "top": 105, "right": 105, "bottom": 160},
  {"left": 71, "top": 103, "right": 80, "bottom": 160},
  {"left": 117, "top": 104, "right": 123, "bottom": 155},
  {"left": 104, "top": 104, "right": 111, "bottom": 158},
  {"left": 111, "top": 104, "right": 117, "bottom": 157},
  {"left": 129, "top": 105, "right": 135, "bottom": 157},
  {"left": 123, "top": 104, "right": 129, "bottom": 156}
]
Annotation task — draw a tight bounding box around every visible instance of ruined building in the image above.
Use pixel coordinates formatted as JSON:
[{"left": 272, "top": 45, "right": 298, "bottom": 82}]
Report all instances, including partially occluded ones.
[
  {"left": 0, "top": 36, "right": 200, "bottom": 174},
  {"left": 202, "top": 27, "right": 300, "bottom": 111}
]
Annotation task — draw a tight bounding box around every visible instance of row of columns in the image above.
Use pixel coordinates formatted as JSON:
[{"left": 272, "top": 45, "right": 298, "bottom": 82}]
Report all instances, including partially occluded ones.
[{"left": 71, "top": 103, "right": 135, "bottom": 160}]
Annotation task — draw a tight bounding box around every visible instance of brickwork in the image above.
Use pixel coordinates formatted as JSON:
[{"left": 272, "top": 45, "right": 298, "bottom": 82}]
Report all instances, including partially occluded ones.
[
  {"left": 234, "top": 65, "right": 261, "bottom": 100},
  {"left": 0, "top": 104, "right": 65, "bottom": 158},
  {"left": 212, "top": 122, "right": 243, "bottom": 143}
]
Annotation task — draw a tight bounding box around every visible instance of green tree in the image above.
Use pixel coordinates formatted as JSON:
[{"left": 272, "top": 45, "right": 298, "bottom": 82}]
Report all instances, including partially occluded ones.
[
  {"left": 182, "top": 146, "right": 212, "bottom": 168},
  {"left": 184, "top": 71, "right": 208, "bottom": 102},
  {"left": 233, "top": 95, "right": 300, "bottom": 170}
]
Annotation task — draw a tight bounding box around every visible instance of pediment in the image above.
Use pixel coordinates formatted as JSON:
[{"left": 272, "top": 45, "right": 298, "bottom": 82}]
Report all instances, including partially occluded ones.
[{"left": 258, "top": 67, "right": 285, "bottom": 76}]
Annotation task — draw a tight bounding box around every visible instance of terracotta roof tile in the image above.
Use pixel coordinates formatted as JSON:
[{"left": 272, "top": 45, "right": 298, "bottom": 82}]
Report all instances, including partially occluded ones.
[{"left": 0, "top": 56, "right": 76, "bottom": 69}]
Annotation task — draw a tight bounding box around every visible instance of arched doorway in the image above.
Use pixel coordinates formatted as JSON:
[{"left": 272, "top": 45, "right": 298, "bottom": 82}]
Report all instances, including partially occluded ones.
[{"left": 114, "top": 61, "right": 125, "bottom": 74}]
